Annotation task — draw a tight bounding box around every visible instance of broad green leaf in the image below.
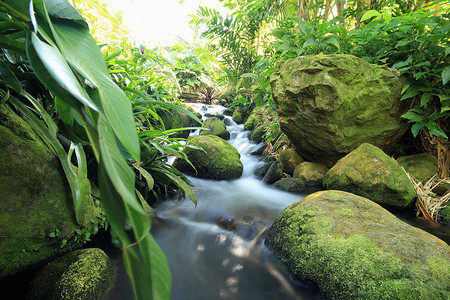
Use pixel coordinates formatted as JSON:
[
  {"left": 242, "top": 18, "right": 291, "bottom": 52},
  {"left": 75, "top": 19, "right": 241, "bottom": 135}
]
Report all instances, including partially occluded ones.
[
  {"left": 44, "top": 0, "right": 84, "bottom": 21},
  {"left": 442, "top": 66, "right": 450, "bottom": 85},
  {"left": 0, "top": 58, "right": 22, "bottom": 93},
  {"left": 303, "top": 37, "right": 316, "bottom": 48},
  {"left": 68, "top": 142, "right": 90, "bottom": 225},
  {"left": 401, "top": 110, "right": 425, "bottom": 123},
  {"left": 361, "top": 10, "right": 381, "bottom": 23},
  {"left": 154, "top": 166, "right": 197, "bottom": 206},
  {"left": 48, "top": 20, "right": 140, "bottom": 162},
  {"left": 420, "top": 93, "right": 433, "bottom": 106},
  {"left": 425, "top": 122, "right": 448, "bottom": 139},
  {"left": 97, "top": 115, "right": 144, "bottom": 214},
  {"left": 133, "top": 162, "right": 155, "bottom": 190},
  {"left": 400, "top": 85, "right": 419, "bottom": 101},
  {"left": 28, "top": 32, "right": 98, "bottom": 111},
  {"left": 411, "top": 122, "right": 425, "bottom": 137}
]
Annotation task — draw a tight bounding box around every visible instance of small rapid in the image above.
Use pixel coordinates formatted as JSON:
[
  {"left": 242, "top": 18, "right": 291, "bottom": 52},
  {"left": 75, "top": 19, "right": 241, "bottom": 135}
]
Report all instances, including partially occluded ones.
[{"left": 148, "top": 104, "right": 321, "bottom": 300}]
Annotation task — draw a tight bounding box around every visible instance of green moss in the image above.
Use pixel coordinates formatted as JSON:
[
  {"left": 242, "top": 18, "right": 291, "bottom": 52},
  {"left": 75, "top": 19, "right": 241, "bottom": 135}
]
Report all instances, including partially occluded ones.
[
  {"left": 323, "top": 143, "right": 416, "bottom": 208},
  {"left": 265, "top": 191, "right": 450, "bottom": 299},
  {"left": 244, "top": 112, "right": 263, "bottom": 131},
  {"left": 173, "top": 135, "right": 243, "bottom": 180},
  {"left": 29, "top": 248, "right": 116, "bottom": 300},
  {"left": 200, "top": 117, "right": 230, "bottom": 140},
  {"left": 232, "top": 110, "right": 243, "bottom": 124},
  {"left": 278, "top": 148, "right": 304, "bottom": 175},
  {"left": 396, "top": 153, "right": 438, "bottom": 183},
  {"left": 249, "top": 124, "right": 267, "bottom": 143},
  {"left": 293, "top": 162, "right": 328, "bottom": 186}
]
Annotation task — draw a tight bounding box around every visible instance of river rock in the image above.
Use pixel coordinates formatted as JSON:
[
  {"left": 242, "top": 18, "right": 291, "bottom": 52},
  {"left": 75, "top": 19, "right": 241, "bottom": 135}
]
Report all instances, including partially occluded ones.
[
  {"left": 262, "top": 161, "right": 283, "bottom": 184},
  {"left": 29, "top": 248, "right": 116, "bottom": 300},
  {"left": 0, "top": 104, "right": 101, "bottom": 278},
  {"left": 232, "top": 109, "right": 243, "bottom": 124},
  {"left": 159, "top": 107, "right": 192, "bottom": 139},
  {"left": 173, "top": 135, "right": 243, "bottom": 180},
  {"left": 323, "top": 143, "right": 416, "bottom": 208},
  {"left": 278, "top": 148, "right": 304, "bottom": 176},
  {"left": 293, "top": 162, "right": 328, "bottom": 187},
  {"left": 204, "top": 113, "right": 225, "bottom": 120},
  {"left": 273, "top": 178, "right": 305, "bottom": 193},
  {"left": 253, "top": 161, "right": 273, "bottom": 178},
  {"left": 200, "top": 117, "right": 230, "bottom": 140},
  {"left": 248, "top": 125, "right": 266, "bottom": 143},
  {"left": 271, "top": 54, "right": 407, "bottom": 167},
  {"left": 265, "top": 190, "right": 450, "bottom": 300},
  {"left": 396, "top": 153, "right": 438, "bottom": 183},
  {"left": 244, "top": 110, "right": 263, "bottom": 131}
]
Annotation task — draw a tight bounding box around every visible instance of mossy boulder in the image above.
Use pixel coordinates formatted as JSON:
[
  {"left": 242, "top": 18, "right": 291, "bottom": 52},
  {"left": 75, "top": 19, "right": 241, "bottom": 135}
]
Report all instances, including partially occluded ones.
[
  {"left": 440, "top": 207, "right": 450, "bottom": 225},
  {"left": 248, "top": 124, "right": 267, "bottom": 143},
  {"left": 273, "top": 178, "right": 305, "bottom": 193},
  {"left": 265, "top": 190, "right": 450, "bottom": 300},
  {"left": 232, "top": 109, "right": 243, "bottom": 124},
  {"left": 173, "top": 135, "right": 243, "bottom": 180},
  {"left": 159, "top": 107, "right": 192, "bottom": 139},
  {"left": 396, "top": 153, "right": 438, "bottom": 183},
  {"left": 262, "top": 161, "right": 284, "bottom": 184},
  {"left": 200, "top": 117, "right": 230, "bottom": 140},
  {"left": 323, "top": 143, "right": 416, "bottom": 208},
  {"left": 0, "top": 104, "right": 101, "bottom": 278},
  {"left": 271, "top": 54, "right": 408, "bottom": 167},
  {"left": 244, "top": 110, "right": 264, "bottom": 131},
  {"left": 29, "top": 248, "right": 116, "bottom": 300},
  {"left": 278, "top": 148, "right": 304, "bottom": 176},
  {"left": 293, "top": 162, "right": 328, "bottom": 186},
  {"left": 253, "top": 161, "right": 273, "bottom": 178}
]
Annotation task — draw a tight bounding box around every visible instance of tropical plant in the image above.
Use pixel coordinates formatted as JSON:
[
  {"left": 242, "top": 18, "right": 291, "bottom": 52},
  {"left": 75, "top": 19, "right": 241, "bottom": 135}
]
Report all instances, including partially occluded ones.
[{"left": 0, "top": 0, "right": 203, "bottom": 299}]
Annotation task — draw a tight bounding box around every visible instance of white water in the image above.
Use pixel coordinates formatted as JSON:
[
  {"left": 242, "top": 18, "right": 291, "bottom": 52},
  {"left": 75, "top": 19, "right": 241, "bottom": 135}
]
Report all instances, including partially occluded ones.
[{"left": 149, "top": 104, "right": 321, "bottom": 300}]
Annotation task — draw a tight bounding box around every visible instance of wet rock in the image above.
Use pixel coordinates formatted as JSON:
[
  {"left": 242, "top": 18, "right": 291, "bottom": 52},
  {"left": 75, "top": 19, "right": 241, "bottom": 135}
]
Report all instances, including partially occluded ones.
[
  {"left": 396, "top": 153, "right": 438, "bottom": 183},
  {"left": 223, "top": 108, "right": 233, "bottom": 116},
  {"left": 273, "top": 178, "right": 305, "bottom": 193},
  {"left": 159, "top": 107, "right": 192, "bottom": 139},
  {"left": 248, "top": 125, "right": 267, "bottom": 143},
  {"left": 29, "top": 248, "right": 116, "bottom": 300},
  {"left": 223, "top": 117, "right": 234, "bottom": 126},
  {"left": 293, "top": 162, "right": 328, "bottom": 187},
  {"left": 323, "top": 143, "right": 416, "bottom": 209},
  {"left": 253, "top": 161, "right": 273, "bottom": 178},
  {"left": 0, "top": 104, "right": 101, "bottom": 278},
  {"left": 244, "top": 110, "right": 264, "bottom": 131},
  {"left": 249, "top": 143, "right": 267, "bottom": 156},
  {"left": 265, "top": 190, "right": 450, "bottom": 300},
  {"left": 232, "top": 110, "right": 243, "bottom": 124},
  {"left": 173, "top": 135, "right": 243, "bottom": 180},
  {"left": 204, "top": 113, "right": 225, "bottom": 120},
  {"left": 271, "top": 54, "right": 408, "bottom": 167},
  {"left": 263, "top": 161, "right": 283, "bottom": 184},
  {"left": 279, "top": 148, "right": 305, "bottom": 176},
  {"left": 200, "top": 117, "right": 230, "bottom": 140}
]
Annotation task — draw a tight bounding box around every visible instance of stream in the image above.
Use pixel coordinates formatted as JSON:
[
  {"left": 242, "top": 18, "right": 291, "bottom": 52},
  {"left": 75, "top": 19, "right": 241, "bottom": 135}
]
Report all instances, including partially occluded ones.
[{"left": 107, "top": 104, "right": 450, "bottom": 300}]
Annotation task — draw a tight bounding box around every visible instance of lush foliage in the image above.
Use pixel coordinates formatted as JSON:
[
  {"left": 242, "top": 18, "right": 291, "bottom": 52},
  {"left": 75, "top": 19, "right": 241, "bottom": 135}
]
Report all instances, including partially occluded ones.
[
  {"left": 0, "top": 0, "right": 202, "bottom": 299},
  {"left": 195, "top": 0, "right": 449, "bottom": 140}
]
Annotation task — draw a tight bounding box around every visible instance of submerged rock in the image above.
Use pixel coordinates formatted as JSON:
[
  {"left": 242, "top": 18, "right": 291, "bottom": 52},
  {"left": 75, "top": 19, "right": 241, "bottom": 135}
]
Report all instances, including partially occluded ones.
[
  {"left": 200, "top": 117, "right": 230, "bottom": 140},
  {"left": 0, "top": 104, "right": 100, "bottom": 278},
  {"left": 29, "top": 248, "right": 116, "bottom": 300},
  {"left": 273, "top": 177, "right": 305, "bottom": 194},
  {"left": 265, "top": 190, "right": 450, "bottom": 300},
  {"left": 396, "top": 153, "right": 438, "bottom": 183},
  {"left": 293, "top": 161, "right": 328, "bottom": 187},
  {"left": 271, "top": 54, "right": 407, "bottom": 167},
  {"left": 323, "top": 143, "right": 416, "bottom": 208},
  {"left": 173, "top": 135, "right": 243, "bottom": 180},
  {"left": 278, "top": 148, "right": 304, "bottom": 176}
]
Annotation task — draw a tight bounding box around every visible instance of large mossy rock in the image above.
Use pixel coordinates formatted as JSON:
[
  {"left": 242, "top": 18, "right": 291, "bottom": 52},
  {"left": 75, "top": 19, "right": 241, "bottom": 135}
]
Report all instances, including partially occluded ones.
[
  {"left": 159, "top": 107, "right": 192, "bottom": 139},
  {"left": 262, "top": 161, "right": 284, "bottom": 184},
  {"left": 265, "top": 190, "right": 450, "bottom": 300},
  {"left": 278, "top": 148, "right": 304, "bottom": 176},
  {"left": 396, "top": 153, "right": 438, "bottom": 183},
  {"left": 29, "top": 248, "right": 116, "bottom": 300},
  {"left": 173, "top": 135, "right": 243, "bottom": 180},
  {"left": 323, "top": 143, "right": 416, "bottom": 208},
  {"left": 232, "top": 109, "right": 243, "bottom": 124},
  {"left": 273, "top": 178, "right": 305, "bottom": 194},
  {"left": 0, "top": 104, "right": 99, "bottom": 278},
  {"left": 200, "top": 117, "right": 230, "bottom": 140},
  {"left": 271, "top": 54, "right": 407, "bottom": 167}
]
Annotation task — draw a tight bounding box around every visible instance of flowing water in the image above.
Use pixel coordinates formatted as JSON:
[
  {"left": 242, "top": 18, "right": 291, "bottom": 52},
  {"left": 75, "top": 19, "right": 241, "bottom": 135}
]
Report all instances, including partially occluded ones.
[
  {"left": 108, "top": 103, "right": 322, "bottom": 300},
  {"left": 107, "top": 104, "right": 450, "bottom": 300}
]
